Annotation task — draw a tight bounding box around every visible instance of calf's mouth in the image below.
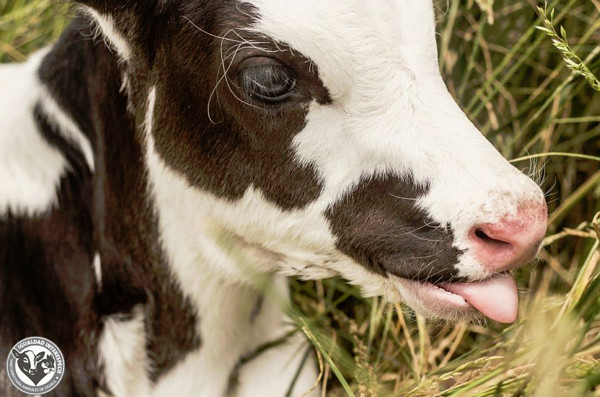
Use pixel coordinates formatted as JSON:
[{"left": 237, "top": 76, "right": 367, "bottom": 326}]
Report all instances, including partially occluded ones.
[{"left": 398, "top": 274, "right": 518, "bottom": 323}]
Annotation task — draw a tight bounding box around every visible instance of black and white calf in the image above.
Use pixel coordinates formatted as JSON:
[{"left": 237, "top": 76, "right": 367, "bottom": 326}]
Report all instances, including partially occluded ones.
[{"left": 0, "top": 0, "right": 548, "bottom": 396}]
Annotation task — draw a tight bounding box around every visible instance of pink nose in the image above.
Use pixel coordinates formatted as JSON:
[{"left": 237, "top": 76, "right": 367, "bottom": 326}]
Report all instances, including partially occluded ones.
[{"left": 469, "top": 202, "right": 548, "bottom": 273}]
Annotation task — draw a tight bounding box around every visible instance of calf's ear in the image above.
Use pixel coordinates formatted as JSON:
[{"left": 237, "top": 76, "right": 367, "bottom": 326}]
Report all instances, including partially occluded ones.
[
  {"left": 12, "top": 349, "right": 22, "bottom": 359},
  {"left": 74, "top": 0, "right": 161, "bottom": 63},
  {"left": 76, "top": 0, "right": 169, "bottom": 62}
]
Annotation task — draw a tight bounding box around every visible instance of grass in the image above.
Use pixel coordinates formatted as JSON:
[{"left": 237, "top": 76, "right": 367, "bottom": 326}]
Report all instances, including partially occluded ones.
[
  {"left": 0, "top": 0, "right": 70, "bottom": 62},
  {"left": 2, "top": 0, "right": 599, "bottom": 396}
]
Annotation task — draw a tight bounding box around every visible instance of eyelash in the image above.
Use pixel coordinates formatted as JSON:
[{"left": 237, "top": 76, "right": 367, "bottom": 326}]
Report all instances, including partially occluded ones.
[{"left": 239, "top": 61, "right": 297, "bottom": 104}]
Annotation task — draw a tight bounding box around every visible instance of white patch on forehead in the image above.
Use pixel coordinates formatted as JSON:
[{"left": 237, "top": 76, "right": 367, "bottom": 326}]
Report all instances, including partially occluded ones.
[
  {"left": 83, "top": 7, "right": 133, "bottom": 62},
  {"left": 0, "top": 49, "right": 67, "bottom": 216},
  {"left": 244, "top": 0, "right": 439, "bottom": 100}
]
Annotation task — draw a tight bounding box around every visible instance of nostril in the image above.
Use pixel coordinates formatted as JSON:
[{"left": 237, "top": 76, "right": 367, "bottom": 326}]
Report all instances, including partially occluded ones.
[
  {"left": 469, "top": 203, "right": 547, "bottom": 273},
  {"left": 473, "top": 228, "right": 511, "bottom": 248},
  {"left": 474, "top": 229, "right": 488, "bottom": 240}
]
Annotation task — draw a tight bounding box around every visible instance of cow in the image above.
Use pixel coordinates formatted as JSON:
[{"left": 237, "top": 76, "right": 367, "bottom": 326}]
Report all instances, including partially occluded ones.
[{"left": 0, "top": 0, "right": 547, "bottom": 396}]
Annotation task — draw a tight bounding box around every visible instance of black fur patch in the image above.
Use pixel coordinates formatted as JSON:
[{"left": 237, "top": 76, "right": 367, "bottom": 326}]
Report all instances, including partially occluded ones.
[
  {"left": 325, "top": 174, "right": 464, "bottom": 284},
  {"left": 0, "top": 173, "right": 100, "bottom": 397},
  {"left": 1, "top": 14, "right": 202, "bottom": 395},
  {"left": 48, "top": 19, "right": 203, "bottom": 384},
  {"left": 148, "top": 2, "right": 329, "bottom": 210}
]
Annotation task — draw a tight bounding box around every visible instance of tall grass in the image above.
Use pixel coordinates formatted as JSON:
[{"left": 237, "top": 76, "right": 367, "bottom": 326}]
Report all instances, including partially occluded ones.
[
  {"left": 0, "top": 0, "right": 70, "bottom": 62},
  {"left": 2, "top": 1, "right": 599, "bottom": 396}
]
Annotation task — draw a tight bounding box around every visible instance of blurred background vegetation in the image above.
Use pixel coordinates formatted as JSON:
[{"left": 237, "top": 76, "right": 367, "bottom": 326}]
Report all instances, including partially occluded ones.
[{"left": 1, "top": 0, "right": 599, "bottom": 396}]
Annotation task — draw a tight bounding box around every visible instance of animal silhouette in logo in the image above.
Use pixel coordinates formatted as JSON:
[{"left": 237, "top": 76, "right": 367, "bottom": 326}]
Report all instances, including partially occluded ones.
[{"left": 11, "top": 349, "right": 55, "bottom": 385}]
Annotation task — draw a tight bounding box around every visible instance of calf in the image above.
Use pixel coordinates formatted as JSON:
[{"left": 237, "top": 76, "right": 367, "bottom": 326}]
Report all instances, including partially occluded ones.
[{"left": 0, "top": 1, "right": 547, "bottom": 396}]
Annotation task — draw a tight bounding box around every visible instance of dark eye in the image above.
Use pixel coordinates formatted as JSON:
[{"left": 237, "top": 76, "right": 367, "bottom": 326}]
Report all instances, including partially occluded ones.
[{"left": 239, "top": 58, "right": 296, "bottom": 103}]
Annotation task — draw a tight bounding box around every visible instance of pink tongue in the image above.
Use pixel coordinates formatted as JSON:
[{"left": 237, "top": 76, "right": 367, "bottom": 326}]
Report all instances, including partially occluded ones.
[{"left": 442, "top": 275, "right": 518, "bottom": 323}]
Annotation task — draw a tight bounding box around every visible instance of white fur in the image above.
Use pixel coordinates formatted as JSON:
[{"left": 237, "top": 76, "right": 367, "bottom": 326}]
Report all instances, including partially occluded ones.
[
  {"left": 0, "top": 49, "right": 67, "bottom": 216},
  {"left": 98, "top": 306, "right": 152, "bottom": 397},
  {"left": 38, "top": 86, "right": 95, "bottom": 171},
  {"left": 83, "top": 8, "right": 133, "bottom": 63},
  {"left": 235, "top": 331, "right": 319, "bottom": 397},
  {"left": 93, "top": 253, "right": 102, "bottom": 290},
  {"left": 148, "top": 275, "right": 318, "bottom": 397}
]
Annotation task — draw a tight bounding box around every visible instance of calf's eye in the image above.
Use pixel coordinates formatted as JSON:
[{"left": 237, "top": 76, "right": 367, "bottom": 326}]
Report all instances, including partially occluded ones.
[{"left": 239, "top": 58, "right": 296, "bottom": 103}]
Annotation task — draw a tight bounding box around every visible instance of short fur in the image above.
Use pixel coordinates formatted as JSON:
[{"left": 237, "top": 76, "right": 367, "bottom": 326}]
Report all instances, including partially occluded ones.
[{"left": 0, "top": 1, "right": 545, "bottom": 396}]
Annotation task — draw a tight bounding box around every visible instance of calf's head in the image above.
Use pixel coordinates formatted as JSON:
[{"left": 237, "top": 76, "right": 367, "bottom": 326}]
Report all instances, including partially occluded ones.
[{"left": 79, "top": 0, "right": 547, "bottom": 323}]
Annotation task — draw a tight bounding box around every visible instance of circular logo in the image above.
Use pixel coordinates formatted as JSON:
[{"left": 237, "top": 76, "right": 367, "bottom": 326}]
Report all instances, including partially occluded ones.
[{"left": 6, "top": 337, "right": 65, "bottom": 395}]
